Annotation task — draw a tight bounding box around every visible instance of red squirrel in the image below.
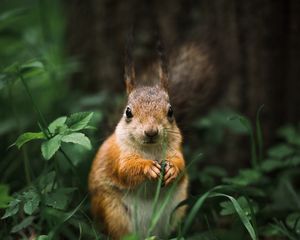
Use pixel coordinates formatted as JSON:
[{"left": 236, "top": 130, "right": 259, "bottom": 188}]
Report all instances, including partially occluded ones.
[{"left": 89, "top": 42, "right": 216, "bottom": 239}]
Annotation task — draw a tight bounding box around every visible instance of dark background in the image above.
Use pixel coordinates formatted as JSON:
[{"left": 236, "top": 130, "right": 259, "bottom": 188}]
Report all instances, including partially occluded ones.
[{"left": 66, "top": 0, "right": 300, "bottom": 169}]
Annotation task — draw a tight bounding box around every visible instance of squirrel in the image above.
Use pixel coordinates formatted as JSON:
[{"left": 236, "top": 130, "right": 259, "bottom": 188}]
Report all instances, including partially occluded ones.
[{"left": 88, "top": 41, "right": 217, "bottom": 239}]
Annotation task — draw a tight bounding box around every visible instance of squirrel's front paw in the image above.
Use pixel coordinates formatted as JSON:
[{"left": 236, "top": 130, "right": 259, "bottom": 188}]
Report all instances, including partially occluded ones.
[
  {"left": 143, "top": 160, "right": 161, "bottom": 180},
  {"left": 164, "top": 161, "right": 179, "bottom": 186}
]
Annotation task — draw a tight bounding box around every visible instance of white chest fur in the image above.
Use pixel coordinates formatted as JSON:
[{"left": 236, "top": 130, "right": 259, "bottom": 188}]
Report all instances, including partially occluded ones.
[
  {"left": 122, "top": 181, "right": 183, "bottom": 239},
  {"left": 116, "top": 133, "right": 184, "bottom": 237}
]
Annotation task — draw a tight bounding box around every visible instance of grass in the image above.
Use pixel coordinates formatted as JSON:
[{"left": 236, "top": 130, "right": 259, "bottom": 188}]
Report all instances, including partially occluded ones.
[{"left": 1, "top": 1, "right": 300, "bottom": 240}]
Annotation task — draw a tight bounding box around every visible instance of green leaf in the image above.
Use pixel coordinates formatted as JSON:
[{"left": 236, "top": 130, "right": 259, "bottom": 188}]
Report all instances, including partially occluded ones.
[
  {"left": 19, "top": 60, "right": 45, "bottom": 79},
  {"left": 194, "top": 109, "right": 248, "bottom": 134},
  {"left": 45, "top": 188, "right": 75, "bottom": 210},
  {"left": 23, "top": 189, "right": 40, "bottom": 215},
  {"left": 261, "top": 159, "right": 284, "bottom": 172},
  {"left": 181, "top": 186, "right": 258, "bottom": 240},
  {"left": 11, "top": 216, "right": 34, "bottom": 233},
  {"left": 0, "top": 184, "right": 13, "bottom": 208},
  {"left": 61, "top": 132, "right": 92, "bottom": 150},
  {"left": 212, "top": 193, "right": 258, "bottom": 240},
  {"left": 260, "top": 225, "right": 282, "bottom": 237},
  {"left": 66, "top": 112, "right": 94, "bottom": 131},
  {"left": 287, "top": 156, "right": 300, "bottom": 166},
  {"left": 0, "top": 8, "right": 27, "bottom": 29},
  {"left": 21, "top": 60, "right": 44, "bottom": 70},
  {"left": 220, "top": 196, "right": 258, "bottom": 217},
  {"left": 277, "top": 125, "right": 300, "bottom": 146},
  {"left": 39, "top": 171, "right": 56, "bottom": 193},
  {"left": 36, "top": 235, "right": 50, "bottom": 240},
  {"left": 2, "top": 198, "right": 20, "bottom": 219},
  {"left": 82, "top": 126, "right": 97, "bottom": 130},
  {"left": 223, "top": 169, "right": 262, "bottom": 186},
  {"left": 145, "top": 237, "right": 158, "bottom": 240},
  {"left": 286, "top": 212, "right": 300, "bottom": 234},
  {"left": 14, "top": 132, "right": 45, "bottom": 149},
  {"left": 41, "top": 135, "right": 62, "bottom": 160},
  {"left": 268, "top": 144, "right": 294, "bottom": 159},
  {"left": 181, "top": 186, "right": 220, "bottom": 236},
  {"left": 37, "top": 236, "right": 49, "bottom": 240},
  {"left": 48, "top": 116, "right": 67, "bottom": 134},
  {"left": 120, "top": 234, "right": 139, "bottom": 240}
]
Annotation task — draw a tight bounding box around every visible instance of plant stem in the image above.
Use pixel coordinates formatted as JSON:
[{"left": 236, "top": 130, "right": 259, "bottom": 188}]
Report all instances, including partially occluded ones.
[
  {"left": 19, "top": 73, "right": 50, "bottom": 136},
  {"left": 9, "top": 82, "right": 31, "bottom": 184},
  {"left": 21, "top": 148, "right": 31, "bottom": 185},
  {"left": 59, "top": 148, "right": 85, "bottom": 192},
  {"left": 19, "top": 72, "right": 85, "bottom": 193},
  {"left": 147, "top": 131, "right": 168, "bottom": 237}
]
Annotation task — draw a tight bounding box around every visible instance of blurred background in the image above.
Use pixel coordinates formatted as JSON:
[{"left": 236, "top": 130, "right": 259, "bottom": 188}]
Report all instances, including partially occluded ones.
[{"left": 0, "top": 0, "right": 300, "bottom": 239}]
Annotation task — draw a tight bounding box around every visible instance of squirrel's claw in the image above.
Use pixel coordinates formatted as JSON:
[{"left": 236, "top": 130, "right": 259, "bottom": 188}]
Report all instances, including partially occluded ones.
[
  {"left": 153, "top": 161, "right": 162, "bottom": 170},
  {"left": 144, "top": 160, "right": 161, "bottom": 180},
  {"left": 164, "top": 162, "right": 179, "bottom": 186}
]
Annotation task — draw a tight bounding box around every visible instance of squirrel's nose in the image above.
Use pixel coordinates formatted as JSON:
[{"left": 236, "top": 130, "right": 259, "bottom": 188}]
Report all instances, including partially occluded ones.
[{"left": 144, "top": 128, "right": 158, "bottom": 138}]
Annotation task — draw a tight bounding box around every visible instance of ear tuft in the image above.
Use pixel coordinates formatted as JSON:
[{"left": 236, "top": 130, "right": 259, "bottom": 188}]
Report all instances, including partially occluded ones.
[
  {"left": 124, "top": 29, "right": 136, "bottom": 94},
  {"left": 125, "top": 64, "right": 135, "bottom": 94},
  {"left": 156, "top": 38, "right": 168, "bottom": 91}
]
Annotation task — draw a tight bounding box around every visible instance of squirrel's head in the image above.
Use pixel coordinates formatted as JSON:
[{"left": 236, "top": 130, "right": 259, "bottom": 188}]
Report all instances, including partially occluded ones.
[
  {"left": 119, "top": 85, "right": 178, "bottom": 146},
  {"left": 116, "top": 40, "right": 181, "bottom": 147}
]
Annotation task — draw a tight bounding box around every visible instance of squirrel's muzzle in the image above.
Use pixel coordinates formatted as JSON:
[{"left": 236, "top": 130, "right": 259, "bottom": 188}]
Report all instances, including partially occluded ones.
[
  {"left": 144, "top": 128, "right": 158, "bottom": 138},
  {"left": 144, "top": 128, "right": 159, "bottom": 143}
]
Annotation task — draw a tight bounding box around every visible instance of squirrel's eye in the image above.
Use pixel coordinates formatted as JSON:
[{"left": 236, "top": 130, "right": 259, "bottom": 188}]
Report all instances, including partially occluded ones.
[
  {"left": 125, "top": 107, "right": 133, "bottom": 119},
  {"left": 167, "top": 106, "right": 174, "bottom": 120}
]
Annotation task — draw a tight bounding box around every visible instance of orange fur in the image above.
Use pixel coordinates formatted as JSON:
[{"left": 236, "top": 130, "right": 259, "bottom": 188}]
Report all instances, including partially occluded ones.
[
  {"left": 89, "top": 132, "right": 187, "bottom": 239},
  {"left": 89, "top": 84, "right": 188, "bottom": 239}
]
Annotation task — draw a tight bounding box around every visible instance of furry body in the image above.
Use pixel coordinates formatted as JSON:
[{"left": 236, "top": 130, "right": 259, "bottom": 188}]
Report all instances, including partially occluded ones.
[{"left": 89, "top": 43, "right": 215, "bottom": 239}]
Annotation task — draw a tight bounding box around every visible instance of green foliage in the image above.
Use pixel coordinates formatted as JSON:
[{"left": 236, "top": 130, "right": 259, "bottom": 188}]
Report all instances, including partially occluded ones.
[
  {"left": 223, "top": 169, "right": 263, "bottom": 186},
  {"left": 188, "top": 106, "right": 300, "bottom": 240},
  {"left": 23, "top": 189, "right": 40, "bottom": 215},
  {"left": 41, "top": 134, "right": 63, "bottom": 160},
  {"left": 1, "top": 0, "right": 300, "bottom": 239},
  {"left": 220, "top": 197, "right": 251, "bottom": 216},
  {"left": 11, "top": 216, "right": 35, "bottom": 233},
  {"left": 14, "top": 112, "right": 94, "bottom": 160},
  {"left": 0, "top": 1, "right": 101, "bottom": 238},
  {"left": 45, "top": 188, "right": 75, "bottom": 210},
  {"left": 2, "top": 198, "right": 20, "bottom": 219},
  {"left": 14, "top": 132, "right": 45, "bottom": 148},
  {"left": 0, "top": 184, "right": 13, "bottom": 208}
]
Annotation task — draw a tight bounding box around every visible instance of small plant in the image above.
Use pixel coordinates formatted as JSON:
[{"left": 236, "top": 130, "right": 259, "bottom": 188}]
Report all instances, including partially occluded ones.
[
  {"left": 1, "top": 111, "right": 95, "bottom": 239},
  {"left": 14, "top": 112, "right": 94, "bottom": 161}
]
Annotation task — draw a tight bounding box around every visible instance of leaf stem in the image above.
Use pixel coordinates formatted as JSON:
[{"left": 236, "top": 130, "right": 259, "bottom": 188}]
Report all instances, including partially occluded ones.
[
  {"left": 147, "top": 131, "right": 168, "bottom": 237},
  {"left": 9, "top": 82, "right": 31, "bottom": 184},
  {"left": 19, "top": 73, "right": 50, "bottom": 136},
  {"left": 59, "top": 148, "right": 85, "bottom": 191}
]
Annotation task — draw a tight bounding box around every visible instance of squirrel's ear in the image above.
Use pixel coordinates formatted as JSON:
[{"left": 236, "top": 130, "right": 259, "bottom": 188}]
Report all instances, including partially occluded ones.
[
  {"left": 158, "top": 63, "right": 168, "bottom": 90},
  {"left": 157, "top": 39, "right": 168, "bottom": 91},
  {"left": 124, "top": 29, "right": 136, "bottom": 94},
  {"left": 124, "top": 62, "right": 135, "bottom": 94}
]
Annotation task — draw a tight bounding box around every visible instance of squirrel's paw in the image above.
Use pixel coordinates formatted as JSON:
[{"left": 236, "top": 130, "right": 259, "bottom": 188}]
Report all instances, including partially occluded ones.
[
  {"left": 164, "top": 161, "right": 179, "bottom": 186},
  {"left": 144, "top": 160, "right": 161, "bottom": 180}
]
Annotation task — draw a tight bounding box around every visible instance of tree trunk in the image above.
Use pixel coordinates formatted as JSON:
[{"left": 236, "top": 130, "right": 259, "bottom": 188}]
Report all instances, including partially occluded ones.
[{"left": 65, "top": 0, "right": 300, "bottom": 170}]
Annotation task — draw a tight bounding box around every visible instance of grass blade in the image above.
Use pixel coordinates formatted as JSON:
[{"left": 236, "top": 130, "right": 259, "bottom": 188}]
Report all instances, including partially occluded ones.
[{"left": 209, "top": 193, "right": 257, "bottom": 240}]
